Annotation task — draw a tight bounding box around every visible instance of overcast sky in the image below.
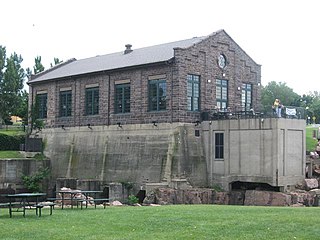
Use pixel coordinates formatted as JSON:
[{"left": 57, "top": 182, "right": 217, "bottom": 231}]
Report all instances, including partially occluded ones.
[{"left": 1, "top": 0, "right": 319, "bottom": 95}]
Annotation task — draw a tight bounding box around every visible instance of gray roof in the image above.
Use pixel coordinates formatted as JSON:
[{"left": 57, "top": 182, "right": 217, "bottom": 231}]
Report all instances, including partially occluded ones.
[{"left": 29, "top": 35, "right": 210, "bottom": 83}]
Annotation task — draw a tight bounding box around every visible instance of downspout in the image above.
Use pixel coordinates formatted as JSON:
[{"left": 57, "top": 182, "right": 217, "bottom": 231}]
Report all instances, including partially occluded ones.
[
  {"left": 170, "top": 60, "right": 174, "bottom": 123},
  {"left": 107, "top": 74, "right": 110, "bottom": 126}
]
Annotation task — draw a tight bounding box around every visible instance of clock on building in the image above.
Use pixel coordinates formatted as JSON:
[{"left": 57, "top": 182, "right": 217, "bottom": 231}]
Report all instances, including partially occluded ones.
[{"left": 218, "top": 54, "right": 226, "bottom": 69}]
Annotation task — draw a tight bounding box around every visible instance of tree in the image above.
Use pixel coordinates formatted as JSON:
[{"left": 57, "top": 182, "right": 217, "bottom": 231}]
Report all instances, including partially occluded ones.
[
  {"left": 0, "top": 46, "right": 6, "bottom": 125},
  {"left": 50, "top": 57, "right": 62, "bottom": 67},
  {"left": 303, "top": 91, "right": 320, "bottom": 124},
  {"left": 0, "top": 51, "right": 25, "bottom": 124},
  {"left": 33, "top": 56, "right": 44, "bottom": 74},
  {"left": 261, "top": 81, "right": 301, "bottom": 112}
]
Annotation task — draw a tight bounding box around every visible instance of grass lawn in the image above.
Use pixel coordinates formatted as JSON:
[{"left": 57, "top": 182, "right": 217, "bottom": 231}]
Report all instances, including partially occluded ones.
[
  {"left": 306, "top": 125, "right": 319, "bottom": 152},
  {"left": 0, "top": 127, "right": 25, "bottom": 136},
  {"left": 0, "top": 151, "right": 24, "bottom": 158},
  {"left": 0, "top": 205, "right": 320, "bottom": 240}
]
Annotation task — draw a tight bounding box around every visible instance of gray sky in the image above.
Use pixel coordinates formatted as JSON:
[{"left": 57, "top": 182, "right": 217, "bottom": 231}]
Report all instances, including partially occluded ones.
[{"left": 1, "top": 0, "right": 319, "bottom": 95}]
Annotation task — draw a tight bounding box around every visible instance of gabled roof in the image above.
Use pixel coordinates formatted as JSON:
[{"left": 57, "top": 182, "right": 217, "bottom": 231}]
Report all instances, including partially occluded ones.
[{"left": 28, "top": 34, "right": 212, "bottom": 83}]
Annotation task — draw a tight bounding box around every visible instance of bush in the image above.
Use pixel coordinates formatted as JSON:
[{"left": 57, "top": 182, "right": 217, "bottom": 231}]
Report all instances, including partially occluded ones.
[
  {"left": 128, "top": 195, "right": 139, "bottom": 205},
  {"left": 0, "top": 133, "right": 25, "bottom": 150},
  {"left": 21, "top": 167, "right": 50, "bottom": 193}
]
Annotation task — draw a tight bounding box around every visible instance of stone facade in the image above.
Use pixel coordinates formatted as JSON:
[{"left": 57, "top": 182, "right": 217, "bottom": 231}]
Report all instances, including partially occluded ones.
[{"left": 28, "top": 30, "right": 261, "bottom": 128}]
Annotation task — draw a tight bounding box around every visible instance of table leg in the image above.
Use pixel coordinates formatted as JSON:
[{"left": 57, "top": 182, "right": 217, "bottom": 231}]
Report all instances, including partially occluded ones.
[{"left": 9, "top": 201, "right": 12, "bottom": 218}]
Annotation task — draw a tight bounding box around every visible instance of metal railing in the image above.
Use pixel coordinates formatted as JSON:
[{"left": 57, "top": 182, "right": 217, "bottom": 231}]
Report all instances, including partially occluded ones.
[{"left": 201, "top": 106, "right": 306, "bottom": 121}]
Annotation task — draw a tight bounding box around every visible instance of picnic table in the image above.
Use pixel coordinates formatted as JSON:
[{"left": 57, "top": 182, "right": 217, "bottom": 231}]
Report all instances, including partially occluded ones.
[
  {"left": 50, "top": 190, "right": 108, "bottom": 209},
  {"left": 6, "top": 193, "right": 47, "bottom": 217}
]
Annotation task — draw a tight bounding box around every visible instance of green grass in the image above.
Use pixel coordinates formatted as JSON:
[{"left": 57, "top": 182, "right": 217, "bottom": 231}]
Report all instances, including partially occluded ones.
[
  {"left": 0, "top": 151, "right": 23, "bottom": 158},
  {"left": 306, "top": 126, "right": 318, "bottom": 152},
  {"left": 0, "top": 127, "right": 25, "bottom": 136},
  {"left": 0, "top": 205, "right": 320, "bottom": 240}
]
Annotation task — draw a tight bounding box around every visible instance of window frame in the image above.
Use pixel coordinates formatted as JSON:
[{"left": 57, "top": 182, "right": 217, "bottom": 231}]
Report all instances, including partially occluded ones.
[
  {"left": 216, "top": 79, "right": 228, "bottom": 110},
  {"left": 241, "top": 83, "right": 252, "bottom": 111},
  {"left": 37, "top": 93, "right": 47, "bottom": 119},
  {"left": 115, "top": 83, "right": 131, "bottom": 114},
  {"left": 59, "top": 90, "right": 72, "bottom": 117},
  {"left": 187, "top": 74, "right": 200, "bottom": 111},
  {"left": 214, "top": 132, "right": 224, "bottom": 160},
  {"left": 85, "top": 87, "right": 99, "bottom": 115},
  {"left": 148, "top": 79, "right": 166, "bottom": 112}
]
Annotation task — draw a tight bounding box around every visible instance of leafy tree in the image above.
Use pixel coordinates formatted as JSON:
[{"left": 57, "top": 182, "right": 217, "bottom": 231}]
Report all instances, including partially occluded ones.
[
  {"left": 0, "top": 46, "right": 6, "bottom": 125},
  {"left": 304, "top": 91, "right": 320, "bottom": 124},
  {"left": 261, "top": 81, "right": 301, "bottom": 112},
  {"left": 12, "top": 90, "right": 29, "bottom": 124},
  {"left": 33, "top": 56, "right": 44, "bottom": 74},
  {"left": 0, "top": 51, "right": 25, "bottom": 124},
  {"left": 50, "top": 57, "right": 62, "bottom": 67}
]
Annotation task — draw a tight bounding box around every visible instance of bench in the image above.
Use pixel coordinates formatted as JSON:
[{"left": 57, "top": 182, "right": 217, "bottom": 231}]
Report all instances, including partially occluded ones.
[
  {"left": 77, "top": 198, "right": 110, "bottom": 209},
  {"left": 35, "top": 202, "right": 56, "bottom": 216}
]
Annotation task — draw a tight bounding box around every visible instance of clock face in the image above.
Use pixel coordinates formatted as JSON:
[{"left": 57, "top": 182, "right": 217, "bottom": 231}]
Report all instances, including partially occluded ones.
[{"left": 218, "top": 54, "right": 226, "bottom": 69}]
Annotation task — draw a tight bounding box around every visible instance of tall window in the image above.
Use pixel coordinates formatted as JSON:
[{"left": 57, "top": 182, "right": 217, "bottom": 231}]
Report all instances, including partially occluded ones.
[
  {"left": 37, "top": 93, "right": 47, "bottom": 119},
  {"left": 148, "top": 79, "right": 166, "bottom": 111},
  {"left": 187, "top": 74, "right": 200, "bottom": 111},
  {"left": 115, "top": 83, "right": 130, "bottom": 114},
  {"left": 85, "top": 87, "right": 99, "bottom": 115},
  {"left": 59, "top": 90, "right": 72, "bottom": 117},
  {"left": 216, "top": 79, "right": 228, "bottom": 110},
  {"left": 215, "top": 132, "right": 224, "bottom": 159},
  {"left": 241, "top": 83, "right": 252, "bottom": 111}
]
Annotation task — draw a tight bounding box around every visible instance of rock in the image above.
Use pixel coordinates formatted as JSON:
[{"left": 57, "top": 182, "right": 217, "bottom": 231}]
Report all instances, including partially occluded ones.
[
  {"left": 304, "top": 179, "right": 319, "bottom": 190},
  {"left": 151, "top": 188, "right": 215, "bottom": 204},
  {"left": 143, "top": 190, "right": 156, "bottom": 204},
  {"left": 213, "top": 192, "right": 229, "bottom": 205},
  {"left": 244, "top": 190, "right": 291, "bottom": 206},
  {"left": 111, "top": 200, "right": 123, "bottom": 206}
]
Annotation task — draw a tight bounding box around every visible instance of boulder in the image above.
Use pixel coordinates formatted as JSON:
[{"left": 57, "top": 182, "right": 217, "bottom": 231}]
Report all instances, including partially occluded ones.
[
  {"left": 244, "top": 190, "right": 291, "bottom": 206},
  {"left": 290, "top": 190, "right": 314, "bottom": 206},
  {"left": 151, "top": 188, "right": 215, "bottom": 204},
  {"left": 213, "top": 192, "right": 229, "bottom": 205},
  {"left": 304, "top": 179, "right": 319, "bottom": 190}
]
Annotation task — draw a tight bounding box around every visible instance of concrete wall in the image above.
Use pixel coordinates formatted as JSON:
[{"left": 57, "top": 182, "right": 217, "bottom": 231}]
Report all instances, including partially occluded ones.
[
  {"left": 40, "top": 123, "right": 207, "bottom": 192},
  {"left": 0, "top": 159, "right": 50, "bottom": 192},
  {"left": 37, "top": 118, "right": 305, "bottom": 193},
  {"left": 202, "top": 118, "right": 306, "bottom": 190}
]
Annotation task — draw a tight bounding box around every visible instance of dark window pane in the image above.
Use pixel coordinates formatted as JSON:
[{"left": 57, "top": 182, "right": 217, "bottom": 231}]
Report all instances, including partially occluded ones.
[
  {"left": 216, "top": 79, "right": 228, "bottom": 110},
  {"left": 85, "top": 87, "right": 99, "bottom": 115},
  {"left": 148, "top": 79, "right": 166, "bottom": 111},
  {"left": 215, "top": 133, "right": 224, "bottom": 159},
  {"left": 60, "top": 90, "right": 72, "bottom": 117},
  {"left": 37, "top": 93, "right": 47, "bottom": 119}
]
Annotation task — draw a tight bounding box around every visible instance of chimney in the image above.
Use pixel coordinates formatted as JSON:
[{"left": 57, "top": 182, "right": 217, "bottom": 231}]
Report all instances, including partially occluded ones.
[{"left": 124, "top": 44, "right": 133, "bottom": 54}]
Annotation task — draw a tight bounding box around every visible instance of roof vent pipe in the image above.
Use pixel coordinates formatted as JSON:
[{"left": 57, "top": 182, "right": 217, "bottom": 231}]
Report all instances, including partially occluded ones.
[{"left": 124, "top": 44, "right": 133, "bottom": 54}]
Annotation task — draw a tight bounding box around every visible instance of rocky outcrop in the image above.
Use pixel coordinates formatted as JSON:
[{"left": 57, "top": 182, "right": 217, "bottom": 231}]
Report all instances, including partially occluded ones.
[{"left": 244, "top": 190, "right": 291, "bottom": 206}]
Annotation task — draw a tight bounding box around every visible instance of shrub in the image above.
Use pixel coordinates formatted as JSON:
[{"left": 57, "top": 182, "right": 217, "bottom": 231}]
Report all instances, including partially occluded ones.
[
  {"left": 128, "top": 195, "right": 139, "bottom": 205},
  {"left": 0, "top": 133, "right": 25, "bottom": 150},
  {"left": 21, "top": 167, "right": 50, "bottom": 193}
]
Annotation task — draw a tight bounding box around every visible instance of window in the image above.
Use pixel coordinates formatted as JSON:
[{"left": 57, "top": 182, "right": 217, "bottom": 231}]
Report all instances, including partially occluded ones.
[
  {"left": 148, "top": 79, "right": 166, "bottom": 111},
  {"left": 37, "top": 93, "right": 47, "bottom": 119},
  {"left": 85, "top": 87, "right": 99, "bottom": 115},
  {"left": 216, "top": 79, "right": 228, "bottom": 110},
  {"left": 187, "top": 74, "right": 200, "bottom": 111},
  {"left": 241, "top": 83, "right": 252, "bottom": 111},
  {"left": 215, "top": 132, "right": 224, "bottom": 159},
  {"left": 115, "top": 83, "right": 130, "bottom": 114},
  {"left": 59, "top": 90, "right": 72, "bottom": 117}
]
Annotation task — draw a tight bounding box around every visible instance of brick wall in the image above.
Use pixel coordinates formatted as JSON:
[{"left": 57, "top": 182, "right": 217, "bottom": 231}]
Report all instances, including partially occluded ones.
[{"left": 29, "top": 31, "right": 261, "bottom": 128}]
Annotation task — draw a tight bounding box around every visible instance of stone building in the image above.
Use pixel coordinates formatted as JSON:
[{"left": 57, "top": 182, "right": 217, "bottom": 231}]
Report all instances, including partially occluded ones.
[
  {"left": 28, "top": 29, "right": 261, "bottom": 127},
  {"left": 27, "top": 30, "right": 305, "bottom": 195}
]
